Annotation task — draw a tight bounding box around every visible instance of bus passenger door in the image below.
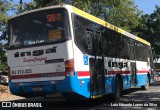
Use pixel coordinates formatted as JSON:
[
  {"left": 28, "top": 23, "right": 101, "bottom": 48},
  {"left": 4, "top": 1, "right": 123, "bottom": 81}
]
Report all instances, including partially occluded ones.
[
  {"left": 86, "top": 29, "right": 105, "bottom": 97},
  {"left": 148, "top": 49, "right": 155, "bottom": 82},
  {"left": 129, "top": 44, "right": 137, "bottom": 85}
]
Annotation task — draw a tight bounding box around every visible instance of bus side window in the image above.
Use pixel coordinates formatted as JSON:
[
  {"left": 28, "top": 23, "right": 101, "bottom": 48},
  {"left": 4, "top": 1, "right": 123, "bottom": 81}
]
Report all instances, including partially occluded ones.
[
  {"left": 107, "top": 29, "right": 119, "bottom": 58},
  {"left": 119, "top": 37, "right": 130, "bottom": 59},
  {"left": 73, "top": 15, "right": 88, "bottom": 53},
  {"left": 152, "top": 48, "right": 157, "bottom": 62},
  {"left": 86, "top": 31, "right": 93, "bottom": 54}
]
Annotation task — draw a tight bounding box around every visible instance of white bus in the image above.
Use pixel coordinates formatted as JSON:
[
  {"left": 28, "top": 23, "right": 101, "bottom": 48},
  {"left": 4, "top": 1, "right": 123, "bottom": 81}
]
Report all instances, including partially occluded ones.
[{"left": 7, "top": 4, "right": 155, "bottom": 101}]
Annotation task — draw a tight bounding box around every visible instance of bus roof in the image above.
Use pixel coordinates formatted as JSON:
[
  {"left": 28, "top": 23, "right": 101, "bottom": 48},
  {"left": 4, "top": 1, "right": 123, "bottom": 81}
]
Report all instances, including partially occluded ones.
[
  {"left": 8, "top": 4, "right": 72, "bottom": 20},
  {"left": 72, "top": 6, "right": 151, "bottom": 46}
]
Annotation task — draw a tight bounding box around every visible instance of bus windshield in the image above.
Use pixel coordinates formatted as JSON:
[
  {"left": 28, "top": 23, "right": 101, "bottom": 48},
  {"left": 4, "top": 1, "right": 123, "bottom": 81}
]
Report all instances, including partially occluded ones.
[{"left": 8, "top": 8, "right": 70, "bottom": 48}]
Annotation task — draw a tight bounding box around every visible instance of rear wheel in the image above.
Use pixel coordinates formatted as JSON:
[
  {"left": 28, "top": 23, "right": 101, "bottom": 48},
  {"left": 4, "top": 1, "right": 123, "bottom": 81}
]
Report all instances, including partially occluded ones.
[
  {"left": 112, "top": 77, "right": 122, "bottom": 101},
  {"left": 141, "top": 77, "right": 149, "bottom": 90}
]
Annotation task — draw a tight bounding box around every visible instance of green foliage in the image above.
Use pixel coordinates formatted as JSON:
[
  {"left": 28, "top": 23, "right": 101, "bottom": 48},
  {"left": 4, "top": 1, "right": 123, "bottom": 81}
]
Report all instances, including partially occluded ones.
[
  {"left": 0, "top": 0, "right": 12, "bottom": 71},
  {"left": 104, "top": 0, "right": 141, "bottom": 31},
  {"left": 0, "top": 0, "right": 11, "bottom": 40},
  {"left": 0, "top": 44, "right": 7, "bottom": 71},
  {"left": 31, "top": 0, "right": 141, "bottom": 32},
  {"left": 133, "top": 6, "right": 160, "bottom": 58}
]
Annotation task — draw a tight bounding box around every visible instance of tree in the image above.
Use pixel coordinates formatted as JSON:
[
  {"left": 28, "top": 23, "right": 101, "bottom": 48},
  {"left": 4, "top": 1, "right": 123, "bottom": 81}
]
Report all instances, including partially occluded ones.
[
  {"left": 31, "top": 0, "right": 141, "bottom": 32},
  {"left": 103, "top": 0, "right": 141, "bottom": 31},
  {"left": 0, "top": 0, "right": 12, "bottom": 71},
  {"left": 0, "top": 0, "right": 11, "bottom": 41},
  {"left": 133, "top": 6, "right": 160, "bottom": 58}
]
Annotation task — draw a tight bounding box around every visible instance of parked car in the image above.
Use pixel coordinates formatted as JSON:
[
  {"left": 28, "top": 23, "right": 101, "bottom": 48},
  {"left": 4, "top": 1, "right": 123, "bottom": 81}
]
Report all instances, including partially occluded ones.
[{"left": 0, "top": 71, "right": 8, "bottom": 84}]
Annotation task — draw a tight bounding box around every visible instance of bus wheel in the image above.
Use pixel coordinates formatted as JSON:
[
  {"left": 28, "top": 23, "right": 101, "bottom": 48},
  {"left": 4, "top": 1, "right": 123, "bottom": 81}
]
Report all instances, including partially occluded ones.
[
  {"left": 141, "top": 77, "right": 149, "bottom": 90},
  {"left": 112, "top": 77, "right": 122, "bottom": 101}
]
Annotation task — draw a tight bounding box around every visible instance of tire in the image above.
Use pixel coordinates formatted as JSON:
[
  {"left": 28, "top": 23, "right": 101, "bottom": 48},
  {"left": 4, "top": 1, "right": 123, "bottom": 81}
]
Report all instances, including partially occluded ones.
[
  {"left": 112, "top": 77, "right": 122, "bottom": 101},
  {"left": 141, "top": 77, "right": 149, "bottom": 90}
]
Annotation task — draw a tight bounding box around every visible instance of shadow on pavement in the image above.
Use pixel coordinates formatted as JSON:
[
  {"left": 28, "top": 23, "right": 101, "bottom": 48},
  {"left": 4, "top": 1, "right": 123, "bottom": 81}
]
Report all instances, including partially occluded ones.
[{"left": 2, "top": 81, "right": 159, "bottom": 110}]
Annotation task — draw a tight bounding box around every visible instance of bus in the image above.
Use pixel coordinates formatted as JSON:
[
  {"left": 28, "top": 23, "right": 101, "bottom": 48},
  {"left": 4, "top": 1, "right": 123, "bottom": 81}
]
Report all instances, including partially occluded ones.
[
  {"left": 154, "top": 59, "right": 160, "bottom": 80},
  {"left": 7, "top": 4, "right": 155, "bottom": 101}
]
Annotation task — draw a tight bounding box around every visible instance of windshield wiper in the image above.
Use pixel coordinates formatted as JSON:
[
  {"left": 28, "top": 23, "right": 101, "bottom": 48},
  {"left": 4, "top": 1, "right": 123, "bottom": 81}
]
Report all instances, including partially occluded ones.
[{"left": 9, "top": 44, "right": 24, "bottom": 48}]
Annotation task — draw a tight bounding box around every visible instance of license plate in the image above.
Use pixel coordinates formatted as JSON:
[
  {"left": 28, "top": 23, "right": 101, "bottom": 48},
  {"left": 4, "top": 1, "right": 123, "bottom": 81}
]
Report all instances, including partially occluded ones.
[{"left": 32, "top": 86, "right": 43, "bottom": 92}]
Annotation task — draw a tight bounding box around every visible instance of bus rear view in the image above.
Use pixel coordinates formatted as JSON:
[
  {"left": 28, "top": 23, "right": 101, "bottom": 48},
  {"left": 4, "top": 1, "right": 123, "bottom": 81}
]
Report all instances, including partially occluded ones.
[
  {"left": 7, "top": 6, "right": 74, "bottom": 97},
  {"left": 8, "top": 4, "right": 155, "bottom": 101}
]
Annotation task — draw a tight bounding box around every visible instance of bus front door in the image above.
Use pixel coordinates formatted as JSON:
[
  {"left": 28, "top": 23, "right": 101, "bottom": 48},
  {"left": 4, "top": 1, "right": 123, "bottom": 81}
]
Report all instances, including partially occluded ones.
[
  {"left": 87, "top": 30, "right": 105, "bottom": 98},
  {"left": 129, "top": 44, "right": 137, "bottom": 85},
  {"left": 148, "top": 49, "right": 155, "bottom": 82}
]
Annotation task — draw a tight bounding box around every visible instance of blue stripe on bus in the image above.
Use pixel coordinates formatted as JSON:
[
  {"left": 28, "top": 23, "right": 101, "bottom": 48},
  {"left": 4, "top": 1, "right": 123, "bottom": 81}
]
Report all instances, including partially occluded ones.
[{"left": 9, "top": 72, "right": 149, "bottom": 98}]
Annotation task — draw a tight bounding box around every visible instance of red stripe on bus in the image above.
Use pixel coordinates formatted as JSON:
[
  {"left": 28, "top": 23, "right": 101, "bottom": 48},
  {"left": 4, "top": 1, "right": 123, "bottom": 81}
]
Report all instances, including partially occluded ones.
[
  {"left": 107, "top": 71, "right": 131, "bottom": 75},
  {"left": 138, "top": 70, "right": 149, "bottom": 73},
  {"left": 78, "top": 71, "right": 131, "bottom": 77},
  {"left": 11, "top": 70, "right": 149, "bottom": 79},
  {"left": 10, "top": 72, "right": 66, "bottom": 79},
  {"left": 78, "top": 71, "right": 90, "bottom": 76},
  {"left": 78, "top": 70, "right": 131, "bottom": 76}
]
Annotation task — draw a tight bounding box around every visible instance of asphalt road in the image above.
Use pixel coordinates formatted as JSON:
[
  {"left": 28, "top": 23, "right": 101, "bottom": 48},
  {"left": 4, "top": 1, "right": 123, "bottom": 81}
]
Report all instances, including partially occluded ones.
[{"left": 1, "top": 81, "right": 160, "bottom": 110}]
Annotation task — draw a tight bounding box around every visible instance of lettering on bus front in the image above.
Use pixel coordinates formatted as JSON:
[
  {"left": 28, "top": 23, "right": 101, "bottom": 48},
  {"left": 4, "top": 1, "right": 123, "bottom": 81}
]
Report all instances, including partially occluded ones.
[
  {"left": 108, "top": 60, "right": 128, "bottom": 68},
  {"left": 14, "top": 46, "right": 57, "bottom": 58}
]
